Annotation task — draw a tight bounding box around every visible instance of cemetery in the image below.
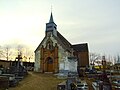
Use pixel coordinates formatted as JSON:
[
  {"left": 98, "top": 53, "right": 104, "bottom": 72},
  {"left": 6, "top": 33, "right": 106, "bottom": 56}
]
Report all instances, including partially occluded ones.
[
  {"left": 56, "top": 56, "right": 120, "bottom": 90},
  {"left": 1, "top": 54, "right": 119, "bottom": 90},
  {"left": 0, "top": 54, "right": 28, "bottom": 90},
  {"left": 0, "top": 52, "right": 119, "bottom": 90}
]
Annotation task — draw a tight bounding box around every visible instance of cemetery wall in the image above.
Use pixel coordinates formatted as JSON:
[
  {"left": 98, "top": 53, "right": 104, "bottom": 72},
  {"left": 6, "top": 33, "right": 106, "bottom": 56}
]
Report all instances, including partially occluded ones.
[
  {"left": 0, "top": 60, "right": 11, "bottom": 68},
  {"left": 0, "top": 60, "right": 34, "bottom": 69}
]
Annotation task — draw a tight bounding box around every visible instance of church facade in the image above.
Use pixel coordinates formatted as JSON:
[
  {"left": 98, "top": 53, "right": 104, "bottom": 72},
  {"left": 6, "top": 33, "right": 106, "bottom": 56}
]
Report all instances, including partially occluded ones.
[{"left": 34, "top": 13, "right": 89, "bottom": 73}]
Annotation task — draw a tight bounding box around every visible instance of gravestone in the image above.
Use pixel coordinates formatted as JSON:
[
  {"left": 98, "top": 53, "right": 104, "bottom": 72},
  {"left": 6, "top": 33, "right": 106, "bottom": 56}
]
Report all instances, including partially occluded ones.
[
  {"left": 57, "top": 81, "right": 66, "bottom": 90},
  {"left": 0, "top": 74, "right": 18, "bottom": 87},
  {"left": 9, "top": 54, "right": 27, "bottom": 77},
  {"left": 0, "top": 76, "right": 9, "bottom": 90},
  {"left": 0, "top": 69, "right": 2, "bottom": 75},
  {"left": 66, "top": 77, "right": 77, "bottom": 90},
  {"left": 57, "top": 56, "right": 77, "bottom": 79},
  {"left": 57, "top": 70, "right": 69, "bottom": 79},
  {"left": 68, "top": 57, "right": 77, "bottom": 72}
]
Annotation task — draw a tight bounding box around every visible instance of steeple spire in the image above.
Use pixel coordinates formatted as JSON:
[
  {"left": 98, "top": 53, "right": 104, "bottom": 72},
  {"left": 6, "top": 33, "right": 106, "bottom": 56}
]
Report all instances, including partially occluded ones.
[
  {"left": 46, "top": 12, "right": 57, "bottom": 37},
  {"left": 49, "top": 12, "right": 54, "bottom": 23}
]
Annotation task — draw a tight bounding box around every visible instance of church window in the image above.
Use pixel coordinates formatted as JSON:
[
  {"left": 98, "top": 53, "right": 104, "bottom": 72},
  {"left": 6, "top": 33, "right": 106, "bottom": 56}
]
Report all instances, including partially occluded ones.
[
  {"left": 47, "top": 26, "right": 52, "bottom": 28},
  {"left": 47, "top": 57, "right": 53, "bottom": 64}
]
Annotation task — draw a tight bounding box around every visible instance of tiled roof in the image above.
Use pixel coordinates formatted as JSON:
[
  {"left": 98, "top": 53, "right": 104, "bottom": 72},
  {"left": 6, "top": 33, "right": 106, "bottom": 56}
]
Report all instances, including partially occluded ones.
[
  {"left": 53, "top": 31, "right": 72, "bottom": 52},
  {"left": 57, "top": 31, "right": 71, "bottom": 47},
  {"left": 72, "top": 43, "right": 88, "bottom": 52}
]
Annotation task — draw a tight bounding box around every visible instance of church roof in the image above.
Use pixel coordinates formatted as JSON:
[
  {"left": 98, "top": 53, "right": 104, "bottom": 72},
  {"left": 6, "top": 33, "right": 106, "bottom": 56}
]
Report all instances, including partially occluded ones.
[
  {"left": 49, "top": 12, "right": 54, "bottom": 23},
  {"left": 57, "top": 31, "right": 71, "bottom": 47},
  {"left": 72, "top": 43, "right": 88, "bottom": 52},
  {"left": 53, "top": 31, "right": 72, "bottom": 52}
]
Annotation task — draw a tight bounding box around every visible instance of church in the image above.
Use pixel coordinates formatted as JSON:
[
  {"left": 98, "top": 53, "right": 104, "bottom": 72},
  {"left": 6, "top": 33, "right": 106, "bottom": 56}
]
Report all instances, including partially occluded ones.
[{"left": 34, "top": 12, "right": 89, "bottom": 73}]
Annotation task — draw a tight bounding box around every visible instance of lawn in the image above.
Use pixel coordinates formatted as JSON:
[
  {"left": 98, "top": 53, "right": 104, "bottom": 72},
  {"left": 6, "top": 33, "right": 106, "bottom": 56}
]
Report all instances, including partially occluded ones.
[{"left": 9, "top": 72, "right": 65, "bottom": 90}]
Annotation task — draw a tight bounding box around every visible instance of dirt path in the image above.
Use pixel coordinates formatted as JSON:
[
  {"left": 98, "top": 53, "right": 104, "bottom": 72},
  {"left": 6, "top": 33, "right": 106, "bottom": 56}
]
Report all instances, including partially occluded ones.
[{"left": 9, "top": 72, "right": 64, "bottom": 90}]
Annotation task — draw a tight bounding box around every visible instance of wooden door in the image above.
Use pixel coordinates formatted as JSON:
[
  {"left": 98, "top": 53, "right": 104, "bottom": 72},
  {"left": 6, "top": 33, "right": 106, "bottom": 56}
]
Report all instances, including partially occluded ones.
[{"left": 47, "top": 57, "right": 53, "bottom": 72}]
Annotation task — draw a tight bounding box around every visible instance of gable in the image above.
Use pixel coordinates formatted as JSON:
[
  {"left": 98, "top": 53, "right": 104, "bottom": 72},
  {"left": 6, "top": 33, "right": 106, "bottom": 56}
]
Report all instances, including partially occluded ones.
[
  {"left": 35, "top": 36, "right": 59, "bottom": 52},
  {"left": 35, "top": 31, "right": 72, "bottom": 52}
]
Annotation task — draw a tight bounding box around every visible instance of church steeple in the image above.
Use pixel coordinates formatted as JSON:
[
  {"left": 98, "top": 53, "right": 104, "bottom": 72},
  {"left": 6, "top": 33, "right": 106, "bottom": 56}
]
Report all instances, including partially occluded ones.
[
  {"left": 46, "top": 12, "right": 57, "bottom": 37},
  {"left": 49, "top": 12, "right": 54, "bottom": 23}
]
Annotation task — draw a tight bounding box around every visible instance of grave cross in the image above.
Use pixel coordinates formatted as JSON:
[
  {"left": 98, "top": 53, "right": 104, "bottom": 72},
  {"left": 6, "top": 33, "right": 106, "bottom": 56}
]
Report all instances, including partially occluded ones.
[
  {"left": 15, "top": 55, "right": 23, "bottom": 74},
  {"left": 16, "top": 55, "right": 22, "bottom": 61}
]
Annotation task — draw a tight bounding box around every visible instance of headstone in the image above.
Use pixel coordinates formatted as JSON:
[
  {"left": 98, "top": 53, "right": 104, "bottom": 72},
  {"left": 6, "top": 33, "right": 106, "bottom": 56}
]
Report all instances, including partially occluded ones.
[
  {"left": 0, "top": 69, "right": 2, "bottom": 75},
  {"left": 0, "top": 74, "right": 18, "bottom": 87},
  {"left": 0, "top": 76, "right": 9, "bottom": 89},
  {"left": 59, "top": 62, "right": 64, "bottom": 70},
  {"left": 9, "top": 54, "right": 27, "bottom": 78},
  {"left": 57, "top": 70, "right": 69, "bottom": 79},
  {"left": 57, "top": 56, "right": 78, "bottom": 80},
  {"left": 66, "top": 77, "right": 77, "bottom": 90},
  {"left": 98, "top": 71, "right": 112, "bottom": 90},
  {"left": 57, "top": 81, "right": 66, "bottom": 90},
  {"left": 68, "top": 57, "right": 77, "bottom": 72}
]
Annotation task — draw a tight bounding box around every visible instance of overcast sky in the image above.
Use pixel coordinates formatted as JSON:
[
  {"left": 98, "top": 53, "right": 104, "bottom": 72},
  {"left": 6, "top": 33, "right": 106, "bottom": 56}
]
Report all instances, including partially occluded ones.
[{"left": 0, "top": 0, "right": 120, "bottom": 56}]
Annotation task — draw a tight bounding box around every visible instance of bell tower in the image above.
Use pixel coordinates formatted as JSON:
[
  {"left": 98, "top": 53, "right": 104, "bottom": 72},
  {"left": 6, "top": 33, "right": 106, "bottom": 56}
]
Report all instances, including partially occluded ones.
[{"left": 46, "top": 12, "right": 57, "bottom": 37}]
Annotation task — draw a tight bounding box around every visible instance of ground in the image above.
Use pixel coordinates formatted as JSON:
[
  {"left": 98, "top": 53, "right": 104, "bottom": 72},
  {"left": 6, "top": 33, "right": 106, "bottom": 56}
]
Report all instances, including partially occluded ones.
[
  {"left": 9, "top": 72, "right": 64, "bottom": 90},
  {"left": 9, "top": 71, "right": 115, "bottom": 90}
]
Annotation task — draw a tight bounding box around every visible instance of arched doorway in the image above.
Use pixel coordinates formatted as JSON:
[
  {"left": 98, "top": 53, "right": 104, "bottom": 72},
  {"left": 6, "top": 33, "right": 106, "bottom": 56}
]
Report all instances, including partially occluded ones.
[{"left": 46, "top": 57, "right": 53, "bottom": 72}]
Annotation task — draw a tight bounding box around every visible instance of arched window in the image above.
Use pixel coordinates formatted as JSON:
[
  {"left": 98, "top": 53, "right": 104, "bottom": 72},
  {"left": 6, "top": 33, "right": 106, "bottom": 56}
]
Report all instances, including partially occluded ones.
[{"left": 47, "top": 57, "right": 53, "bottom": 64}]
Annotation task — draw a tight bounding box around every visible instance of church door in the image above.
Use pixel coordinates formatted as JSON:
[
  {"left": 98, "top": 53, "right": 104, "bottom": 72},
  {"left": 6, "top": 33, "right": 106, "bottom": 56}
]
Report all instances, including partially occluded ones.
[{"left": 46, "top": 57, "right": 53, "bottom": 72}]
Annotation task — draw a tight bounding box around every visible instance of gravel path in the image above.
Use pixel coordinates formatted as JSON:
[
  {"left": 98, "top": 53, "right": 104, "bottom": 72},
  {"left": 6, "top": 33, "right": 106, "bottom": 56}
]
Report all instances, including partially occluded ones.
[{"left": 9, "top": 72, "right": 64, "bottom": 90}]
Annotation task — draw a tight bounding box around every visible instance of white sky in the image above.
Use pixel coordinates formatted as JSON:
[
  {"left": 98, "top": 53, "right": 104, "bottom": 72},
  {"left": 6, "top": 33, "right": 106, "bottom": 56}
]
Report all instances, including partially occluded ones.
[{"left": 0, "top": 0, "right": 120, "bottom": 56}]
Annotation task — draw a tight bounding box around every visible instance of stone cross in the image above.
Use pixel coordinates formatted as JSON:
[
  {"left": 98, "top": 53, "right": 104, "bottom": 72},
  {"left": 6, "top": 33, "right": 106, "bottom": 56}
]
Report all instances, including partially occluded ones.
[
  {"left": 16, "top": 54, "right": 22, "bottom": 73},
  {"left": 16, "top": 55, "right": 22, "bottom": 61}
]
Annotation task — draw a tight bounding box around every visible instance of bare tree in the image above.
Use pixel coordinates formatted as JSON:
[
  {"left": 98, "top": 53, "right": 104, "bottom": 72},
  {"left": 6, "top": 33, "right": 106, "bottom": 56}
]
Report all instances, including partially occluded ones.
[
  {"left": 1, "top": 45, "right": 12, "bottom": 60},
  {"left": 0, "top": 43, "right": 34, "bottom": 62},
  {"left": 22, "top": 47, "right": 34, "bottom": 62},
  {"left": 0, "top": 46, "right": 3, "bottom": 59},
  {"left": 117, "top": 54, "right": 120, "bottom": 63},
  {"left": 89, "top": 52, "right": 101, "bottom": 65},
  {"left": 15, "top": 44, "right": 34, "bottom": 62}
]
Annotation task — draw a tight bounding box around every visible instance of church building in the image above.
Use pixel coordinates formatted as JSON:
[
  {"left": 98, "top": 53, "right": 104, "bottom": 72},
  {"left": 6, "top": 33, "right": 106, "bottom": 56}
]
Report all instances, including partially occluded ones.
[{"left": 34, "top": 12, "right": 89, "bottom": 73}]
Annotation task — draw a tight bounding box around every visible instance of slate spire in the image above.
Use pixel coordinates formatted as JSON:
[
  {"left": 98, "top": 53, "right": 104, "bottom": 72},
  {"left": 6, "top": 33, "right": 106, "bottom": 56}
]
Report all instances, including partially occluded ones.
[
  {"left": 49, "top": 12, "right": 54, "bottom": 23},
  {"left": 46, "top": 12, "right": 57, "bottom": 36}
]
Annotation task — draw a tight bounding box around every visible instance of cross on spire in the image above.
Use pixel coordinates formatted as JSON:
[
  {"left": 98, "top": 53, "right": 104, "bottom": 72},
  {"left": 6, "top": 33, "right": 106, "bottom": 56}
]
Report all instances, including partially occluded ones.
[{"left": 51, "top": 5, "right": 53, "bottom": 12}]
